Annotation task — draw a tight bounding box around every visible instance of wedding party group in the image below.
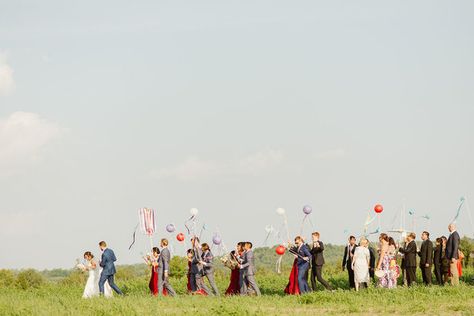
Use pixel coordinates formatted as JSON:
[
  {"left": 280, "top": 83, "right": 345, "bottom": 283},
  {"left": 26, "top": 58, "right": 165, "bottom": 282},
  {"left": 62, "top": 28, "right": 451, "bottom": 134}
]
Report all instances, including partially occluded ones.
[
  {"left": 79, "top": 223, "right": 464, "bottom": 298},
  {"left": 339, "top": 223, "right": 463, "bottom": 292}
]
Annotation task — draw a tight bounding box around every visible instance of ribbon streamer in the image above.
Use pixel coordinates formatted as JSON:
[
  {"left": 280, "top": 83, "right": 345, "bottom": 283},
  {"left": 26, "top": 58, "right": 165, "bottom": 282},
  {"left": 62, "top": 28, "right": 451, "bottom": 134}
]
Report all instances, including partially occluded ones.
[
  {"left": 452, "top": 197, "right": 466, "bottom": 223},
  {"left": 128, "top": 224, "right": 139, "bottom": 250}
]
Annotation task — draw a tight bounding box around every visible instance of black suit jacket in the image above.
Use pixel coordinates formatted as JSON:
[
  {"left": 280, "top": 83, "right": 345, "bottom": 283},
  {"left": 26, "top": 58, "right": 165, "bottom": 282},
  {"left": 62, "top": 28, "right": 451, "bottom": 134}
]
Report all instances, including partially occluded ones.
[
  {"left": 368, "top": 247, "right": 376, "bottom": 269},
  {"left": 342, "top": 245, "right": 356, "bottom": 269},
  {"left": 446, "top": 231, "right": 460, "bottom": 260},
  {"left": 433, "top": 244, "right": 442, "bottom": 266},
  {"left": 310, "top": 241, "right": 325, "bottom": 266},
  {"left": 399, "top": 240, "right": 417, "bottom": 268},
  {"left": 418, "top": 239, "right": 433, "bottom": 266}
]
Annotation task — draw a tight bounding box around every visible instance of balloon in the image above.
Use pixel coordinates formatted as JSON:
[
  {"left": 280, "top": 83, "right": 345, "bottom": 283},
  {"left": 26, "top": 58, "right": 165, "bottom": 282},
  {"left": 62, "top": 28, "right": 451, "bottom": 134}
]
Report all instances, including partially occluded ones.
[
  {"left": 265, "top": 225, "right": 274, "bottom": 233},
  {"left": 190, "top": 208, "right": 199, "bottom": 216},
  {"left": 166, "top": 224, "right": 176, "bottom": 233},
  {"left": 275, "top": 245, "right": 286, "bottom": 255},
  {"left": 276, "top": 208, "right": 286, "bottom": 215},
  {"left": 176, "top": 233, "right": 185, "bottom": 242},
  {"left": 212, "top": 235, "right": 222, "bottom": 245},
  {"left": 374, "top": 204, "right": 384, "bottom": 214},
  {"left": 303, "top": 205, "right": 312, "bottom": 215}
]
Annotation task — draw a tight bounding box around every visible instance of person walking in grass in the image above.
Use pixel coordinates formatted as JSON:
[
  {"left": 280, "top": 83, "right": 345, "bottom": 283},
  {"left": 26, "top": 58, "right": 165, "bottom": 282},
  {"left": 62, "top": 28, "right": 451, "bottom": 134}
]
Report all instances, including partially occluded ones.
[{"left": 352, "top": 237, "right": 370, "bottom": 291}]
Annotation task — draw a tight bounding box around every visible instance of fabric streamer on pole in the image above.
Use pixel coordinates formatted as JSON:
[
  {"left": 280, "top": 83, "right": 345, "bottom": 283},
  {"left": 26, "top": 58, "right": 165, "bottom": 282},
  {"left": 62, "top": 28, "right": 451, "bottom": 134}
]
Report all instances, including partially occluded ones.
[
  {"left": 128, "top": 223, "right": 139, "bottom": 250},
  {"left": 139, "top": 207, "right": 156, "bottom": 251},
  {"left": 452, "top": 197, "right": 466, "bottom": 224}
]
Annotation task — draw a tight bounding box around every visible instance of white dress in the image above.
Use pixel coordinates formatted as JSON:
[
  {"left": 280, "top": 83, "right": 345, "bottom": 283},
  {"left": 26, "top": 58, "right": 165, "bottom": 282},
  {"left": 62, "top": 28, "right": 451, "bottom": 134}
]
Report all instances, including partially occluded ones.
[
  {"left": 353, "top": 246, "right": 370, "bottom": 283},
  {"left": 82, "top": 261, "right": 113, "bottom": 298}
]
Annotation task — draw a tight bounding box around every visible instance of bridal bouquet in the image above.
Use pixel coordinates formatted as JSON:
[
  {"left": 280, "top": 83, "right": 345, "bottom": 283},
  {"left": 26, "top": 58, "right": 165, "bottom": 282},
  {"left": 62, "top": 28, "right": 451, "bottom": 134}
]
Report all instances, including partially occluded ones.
[{"left": 75, "top": 259, "right": 86, "bottom": 271}]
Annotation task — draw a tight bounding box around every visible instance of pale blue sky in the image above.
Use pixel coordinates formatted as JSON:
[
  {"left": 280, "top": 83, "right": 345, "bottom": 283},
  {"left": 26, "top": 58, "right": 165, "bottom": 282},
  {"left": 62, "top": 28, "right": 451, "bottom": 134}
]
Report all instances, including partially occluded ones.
[{"left": 1, "top": 0, "right": 473, "bottom": 269}]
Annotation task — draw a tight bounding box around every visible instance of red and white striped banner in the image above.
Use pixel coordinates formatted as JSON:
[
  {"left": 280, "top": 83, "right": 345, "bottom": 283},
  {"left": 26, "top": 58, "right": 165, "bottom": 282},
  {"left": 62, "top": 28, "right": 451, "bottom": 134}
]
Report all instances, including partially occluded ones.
[{"left": 139, "top": 207, "right": 155, "bottom": 236}]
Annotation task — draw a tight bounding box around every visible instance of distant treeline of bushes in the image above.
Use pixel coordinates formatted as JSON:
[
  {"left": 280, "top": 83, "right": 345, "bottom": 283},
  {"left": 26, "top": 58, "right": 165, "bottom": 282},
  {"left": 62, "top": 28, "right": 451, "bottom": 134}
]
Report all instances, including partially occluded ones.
[{"left": 1, "top": 237, "right": 473, "bottom": 290}]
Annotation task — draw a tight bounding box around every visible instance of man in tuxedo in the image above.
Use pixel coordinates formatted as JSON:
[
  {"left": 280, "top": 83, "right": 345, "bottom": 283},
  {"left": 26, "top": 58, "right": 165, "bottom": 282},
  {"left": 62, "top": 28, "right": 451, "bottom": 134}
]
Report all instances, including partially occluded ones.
[
  {"left": 190, "top": 237, "right": 210, "bottom": 294},
  {"left": 367, "top": 241, "right": 376, "bottom": 284},
  {"left": 98, "top": 241, "right": 123, "bottom": 295},
  {"left": 238, "top": 242, "right": 261, "bottom": 296},
  {"left": 342, "top": 236, "right": 356, "bottom": 289},
  {"left": 309, "top": 232, "right": 332, "bottom": 291},
  {"left": 399, "top": 233, "right": 417, "bottom": 286},
  {"left": 446, "top": 223, "right": 461, "bottom": 286},
  {"left": 159, "top": 238, "right": 176, "bottom": 296},
  {"left": 201, "top": 243, "right": 219, "bottom": 296},
  {"left": 418, "top": 231, "right": 433, "bottom": 285},
  {"left": 294, "top": 236, "right": 311, "bottom": 294}
]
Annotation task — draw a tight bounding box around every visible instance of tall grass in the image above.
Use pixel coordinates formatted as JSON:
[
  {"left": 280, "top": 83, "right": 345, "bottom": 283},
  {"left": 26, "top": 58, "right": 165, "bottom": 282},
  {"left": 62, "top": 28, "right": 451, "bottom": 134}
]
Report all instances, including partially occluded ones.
[{"left": 1, "top": 267, "right": 473, "bottom": 315}]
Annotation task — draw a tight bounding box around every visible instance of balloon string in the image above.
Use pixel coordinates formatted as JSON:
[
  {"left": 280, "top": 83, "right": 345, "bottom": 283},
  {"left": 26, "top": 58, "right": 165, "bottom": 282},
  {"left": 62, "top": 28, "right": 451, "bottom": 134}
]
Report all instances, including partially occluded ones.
[
  {"left": 263, "top": 231, "right": 272, "bottom": 246},
  {"left": 464, "top": 197, "right": 474, "bottom": 237},
  {"left": 275, "top": 255, "right": 283, "bottom": 274},
  {"left": 299, "top": 214, "right": 307, "bottom": 236}
]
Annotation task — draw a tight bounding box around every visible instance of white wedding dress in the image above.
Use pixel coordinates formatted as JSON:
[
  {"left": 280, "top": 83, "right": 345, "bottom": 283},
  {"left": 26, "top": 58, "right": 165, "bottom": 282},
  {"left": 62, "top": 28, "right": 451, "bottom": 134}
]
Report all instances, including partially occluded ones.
[{"left": 82, "top": 261, "right": 113, "bottom": 298}]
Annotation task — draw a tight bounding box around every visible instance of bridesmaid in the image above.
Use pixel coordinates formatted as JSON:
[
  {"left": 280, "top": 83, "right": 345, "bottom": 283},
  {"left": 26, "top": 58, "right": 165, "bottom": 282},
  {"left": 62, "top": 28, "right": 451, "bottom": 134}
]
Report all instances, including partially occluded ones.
[
  {"left": 284, "top": 243, "right": 300, "bottom": 295},
  {"left": 222, "top": 244, "right": 241, "bottom": 295},
  {"left": 186, "top": 249, "right": 194, "bottom": 293},
  {"left": 144, "top": 247, "right": 160, "bottom": 296}
]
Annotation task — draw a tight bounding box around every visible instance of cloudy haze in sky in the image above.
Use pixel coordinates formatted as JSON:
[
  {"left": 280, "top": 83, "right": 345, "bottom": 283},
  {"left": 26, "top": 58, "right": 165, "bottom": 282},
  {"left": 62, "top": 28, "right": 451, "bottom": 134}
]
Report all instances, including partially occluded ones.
[{"left": 1, "top": 1, "right": 473, "bottom": 269}]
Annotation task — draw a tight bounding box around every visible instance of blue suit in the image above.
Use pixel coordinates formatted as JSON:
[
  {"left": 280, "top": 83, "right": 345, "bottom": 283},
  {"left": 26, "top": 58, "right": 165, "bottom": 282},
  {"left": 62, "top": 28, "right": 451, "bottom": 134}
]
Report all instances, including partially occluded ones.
[
  {"left": 99, "top": 248, "right": 123, "bottom": 295},
  {"left": 296, "top": 244, "right": 311, "bottom": 294}
]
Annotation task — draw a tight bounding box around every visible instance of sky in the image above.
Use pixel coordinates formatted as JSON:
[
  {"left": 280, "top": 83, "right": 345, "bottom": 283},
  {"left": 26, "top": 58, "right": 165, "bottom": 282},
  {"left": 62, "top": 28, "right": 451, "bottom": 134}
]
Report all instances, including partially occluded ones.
[{"left": 1, "top": 0, "right": 473, "bottom": 269}]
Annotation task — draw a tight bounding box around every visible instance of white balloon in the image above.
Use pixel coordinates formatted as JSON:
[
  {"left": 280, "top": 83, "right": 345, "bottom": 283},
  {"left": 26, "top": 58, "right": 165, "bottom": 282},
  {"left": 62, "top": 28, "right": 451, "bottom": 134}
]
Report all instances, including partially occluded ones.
[
  {"left": 265, "top": 225, "right": 274, "bottom": 233},
  {"left": 276, "top": 208, "right": 286, "bottom": 215},
  {"left": 190, "top": 208, "right": 199, "bottom": 216}
]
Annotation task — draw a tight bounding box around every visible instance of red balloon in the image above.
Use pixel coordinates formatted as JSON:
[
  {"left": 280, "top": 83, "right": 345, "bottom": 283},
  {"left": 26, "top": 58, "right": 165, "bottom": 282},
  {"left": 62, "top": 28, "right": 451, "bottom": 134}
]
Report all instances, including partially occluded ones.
[
  {"left": 374, "top": 204, "right": 384, "bottom": 214},
  {"left": 275, "top": 245, "right": 286, "bottom": 256},
  {"left": 176, "top": 233, "right": 185, "bottom": 242}
]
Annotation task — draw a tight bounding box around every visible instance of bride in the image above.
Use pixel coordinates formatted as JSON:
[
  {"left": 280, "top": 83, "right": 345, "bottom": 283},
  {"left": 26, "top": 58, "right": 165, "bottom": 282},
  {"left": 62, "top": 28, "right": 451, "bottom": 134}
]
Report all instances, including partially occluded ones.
[{"left": 81, "top": 251, "right": 113, "bottom": 298}]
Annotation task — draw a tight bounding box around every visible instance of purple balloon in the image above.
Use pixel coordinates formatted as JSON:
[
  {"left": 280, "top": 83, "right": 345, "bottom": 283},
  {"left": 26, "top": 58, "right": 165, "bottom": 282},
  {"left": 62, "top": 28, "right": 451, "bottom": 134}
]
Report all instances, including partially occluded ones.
[
  {"left": 303, "top": 205, "right": 312, "bottom": 215},
  {"left": 212, "top": 235, "right": 222, "bottom": 245},
  {"left": 166, "top": 224, "right": 176, "bottom": 233}
]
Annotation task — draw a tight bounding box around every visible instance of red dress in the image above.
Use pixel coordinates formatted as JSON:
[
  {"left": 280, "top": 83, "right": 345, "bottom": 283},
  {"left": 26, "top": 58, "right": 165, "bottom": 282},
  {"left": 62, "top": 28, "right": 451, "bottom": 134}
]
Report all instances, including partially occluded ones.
[
  {"left": 149, "top": 263, "right": 168, "bottom": 296},
  {"left": 225, "top": 268, "right": 240, "bottom": 295},
  {"left": 149, "top": 265, "right": 158, "bottom": 296},
  {"left": 284, "top": 259, "right": 300, "bottom": 295},
  {"left": 187, "top": 261, "right": 192, "bottom": 292}
]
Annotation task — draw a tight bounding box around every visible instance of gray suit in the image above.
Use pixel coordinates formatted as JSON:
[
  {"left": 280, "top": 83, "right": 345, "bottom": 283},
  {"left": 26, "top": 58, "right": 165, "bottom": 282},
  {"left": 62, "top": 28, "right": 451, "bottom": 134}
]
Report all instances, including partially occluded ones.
[
  {"left": 202, "top": 250, "right": 219, "bottom": 296},
  {"left": 239, "top": 249, "right": 261, "bottom": 296},
  {"left": 158, "top": 247, "right": 176, "bottom": 296},
  {"left": 190, "top": 246, "right": 209, "bottom": 294}
]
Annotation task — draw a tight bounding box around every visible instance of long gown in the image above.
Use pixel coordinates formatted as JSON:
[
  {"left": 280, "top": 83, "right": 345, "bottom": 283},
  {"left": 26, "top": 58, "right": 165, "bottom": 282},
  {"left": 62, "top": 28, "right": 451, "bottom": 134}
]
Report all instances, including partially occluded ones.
[
  {"left": 284, "top": 259, "right": 300, "bottom": 295},
  {"left": 353, "top": 246, "right": 370, "bottom": 284},
  {"left": 223, "top": 254, "right": 240, "bottom": 295},
  {"left": 149, "top": 258, "right": 168, "bottom": 296},
  {"left": 187, "top": 261, "right": 192, "bottom": 293},
  {"left": 149, "top": 264, "right": 159, "bottom": 296},
  {"left": 82, "top": 261, "right": 113, "bottom": 298},
  {"left": 378, "top": 244, "right": 398, "bottom": 289}
]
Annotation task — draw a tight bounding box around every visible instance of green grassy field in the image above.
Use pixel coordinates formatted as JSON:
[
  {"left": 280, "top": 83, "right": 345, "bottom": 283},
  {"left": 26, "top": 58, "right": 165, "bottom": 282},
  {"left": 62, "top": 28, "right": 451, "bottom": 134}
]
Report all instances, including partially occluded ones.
[{"left": 1, "top": 266, "right": 473, "bottom": 315}]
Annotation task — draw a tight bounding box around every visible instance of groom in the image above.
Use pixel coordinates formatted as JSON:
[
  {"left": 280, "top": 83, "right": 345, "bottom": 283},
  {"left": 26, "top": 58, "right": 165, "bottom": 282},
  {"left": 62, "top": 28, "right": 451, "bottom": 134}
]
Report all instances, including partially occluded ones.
[{"left": 99, "top": 241, "right": 123, "bottom": 295}]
